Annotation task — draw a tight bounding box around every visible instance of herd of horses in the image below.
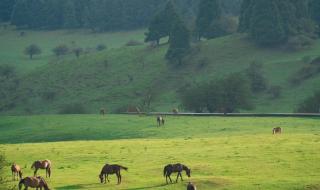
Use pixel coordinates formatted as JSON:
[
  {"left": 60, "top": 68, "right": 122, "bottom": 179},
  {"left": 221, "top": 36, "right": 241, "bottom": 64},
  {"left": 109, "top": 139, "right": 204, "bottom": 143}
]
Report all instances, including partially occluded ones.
[{"left": 10, "top": 116, "right": 282, "bottom": 190}]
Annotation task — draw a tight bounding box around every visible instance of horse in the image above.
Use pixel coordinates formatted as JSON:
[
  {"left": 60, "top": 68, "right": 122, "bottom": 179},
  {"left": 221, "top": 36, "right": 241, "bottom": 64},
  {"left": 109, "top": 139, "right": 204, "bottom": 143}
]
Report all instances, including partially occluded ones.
[
  {"left": 11, "top": 163, "right": 23, "bottom": 181},
  {"left": 99, "top": 164, "right": 128, "bottom": 185},
  {"left": 31, "top": 160, "right": 51, "bottom": 178},
  {"left": 187, "top": 182, "right": 197, "bottom": 190},
  {"left": 100, "top": 108, "right": 106, "bottom": 115},
  {"left": 163, "top": 163, "right": 191, "bottom": 184},
  {"left": 19, "top": 176, "right": 50, "bottom": 190},
  {"left": 273, "top": 127, "right": 282, "bottom": 134},
  {"left": 157, "top": 116, "right": 165, "bottom": 127}
]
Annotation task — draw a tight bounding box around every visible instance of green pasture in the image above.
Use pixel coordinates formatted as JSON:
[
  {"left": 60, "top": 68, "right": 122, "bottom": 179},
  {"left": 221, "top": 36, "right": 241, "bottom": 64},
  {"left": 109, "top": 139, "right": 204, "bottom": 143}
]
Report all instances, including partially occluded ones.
[{"left": 0, "top": 115, "right": 319, "bottom": 190}]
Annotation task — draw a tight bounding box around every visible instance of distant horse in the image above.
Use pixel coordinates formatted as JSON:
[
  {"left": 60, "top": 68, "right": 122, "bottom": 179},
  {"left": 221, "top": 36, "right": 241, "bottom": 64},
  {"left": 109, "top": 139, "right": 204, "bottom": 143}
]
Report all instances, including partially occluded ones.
[
  {"left": 11, "top": 163, "right": 23, "bottom": 181},
  {"left": 100, "top": 108, "right": 106, "bottom": 115},
  {"left": 163, "top": 163, "right": 191, "bottom": 184},
  {"left": 273, "top": 127, "right": 282, "bottom": 134},
  {"left": 19, "top": 176, "right": 50, "bottom": 190},
  {"left": 187, "top": 182, "right": 197, "bottom": 190},
  {"left": 99, "top": 164, "right": 128, "bottom": 185},
  {"left": 31, "top": 160, "right": 51, "bottom": 178},
  {"left": 157, "top": 116, "right": 165, "bottom": 127}
]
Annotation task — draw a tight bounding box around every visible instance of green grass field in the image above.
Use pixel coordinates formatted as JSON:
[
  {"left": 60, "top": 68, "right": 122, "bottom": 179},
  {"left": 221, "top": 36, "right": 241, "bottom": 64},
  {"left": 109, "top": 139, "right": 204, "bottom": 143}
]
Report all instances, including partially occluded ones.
[{"left": 0, "top": 115, "right": 319, "bottom": 190}]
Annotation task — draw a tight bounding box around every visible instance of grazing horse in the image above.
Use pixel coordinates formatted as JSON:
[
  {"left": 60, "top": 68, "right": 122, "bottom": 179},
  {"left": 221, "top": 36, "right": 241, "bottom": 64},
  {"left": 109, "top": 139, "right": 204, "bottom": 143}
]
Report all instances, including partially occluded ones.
[
  {"left": 273, "top": 127, "right": 282, "bottom": 134},
  {"left": 19, "top": 176, "right": 50, "bottom": 190},
  {"left": 11, "top": 163, "right": 23, "bottom": 180},
  {"left": 163, "top": 163, "right": 191, "bottom": 184},
  {"left": 31, "top": 160, "right": 51, "bottom": 178},
  {"left": 187, "top": 182, "right": 197, "bottom": 190},
  {"left": 157, "top": 116, "right": 165, "bottom": 127},
  {"left": 99, "top": 164, "right": 128, "bottom": 185}
]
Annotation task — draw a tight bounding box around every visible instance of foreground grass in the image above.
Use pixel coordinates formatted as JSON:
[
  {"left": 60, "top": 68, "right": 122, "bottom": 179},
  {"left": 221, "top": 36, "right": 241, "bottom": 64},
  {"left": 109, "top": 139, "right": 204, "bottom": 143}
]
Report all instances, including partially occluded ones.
[{"left": 0, "top": 115, "right": 319, "bottom": 189}]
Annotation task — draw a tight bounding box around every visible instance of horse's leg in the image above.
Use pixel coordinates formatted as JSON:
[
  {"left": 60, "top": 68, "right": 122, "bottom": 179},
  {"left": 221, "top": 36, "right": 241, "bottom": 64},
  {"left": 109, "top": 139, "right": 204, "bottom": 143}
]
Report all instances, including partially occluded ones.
[
  {"left": 104, "top": 174, "right": 107, "bottom": 184},
  {"left": 176, "top": 172, "right": 180, "bottom": 183},
  {"left": 168, "top": 174, "right": 172, "bottom": 183},
  {"left": 106, "top": 174, "right": 110, "bottom": 182},
  {"left": 119, "top": 173, "right": 122, "bottom": 184},
  {"left": 180, "top": 172, "right": 183, "bottom": 181},
  {"left": 34, "top": 168, "right": 38, "bottom": 176},
  {"left": 116, "top": 173, "right": 120, "bottom": 185}
]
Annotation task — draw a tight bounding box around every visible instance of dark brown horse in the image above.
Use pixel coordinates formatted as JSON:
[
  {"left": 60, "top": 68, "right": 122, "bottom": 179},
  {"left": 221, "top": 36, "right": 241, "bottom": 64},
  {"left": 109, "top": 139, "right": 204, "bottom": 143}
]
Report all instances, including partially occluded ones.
[
  {"left": 163, "top": 163, "right": 191, "bottom": 184},
  {"left": 187, "top": 182, "right": 197, "bottom": 190},
  {"left": 11, "top": 163, "right": 23, "bottom": 181},
  {"left": 273, "top": 127, "right": 282, "bottom": 134},
  {"left": 31, "top": 160, "right": 51, "bottom": 178},
  {"left": 99, "top": 164, "right": 128, "bottom": 185},
  {"left": 157, "top": 116, "right": 165, "bottom": 127},
  {"left": 19, "top": 176, "right": 50, "bottom": 190}
]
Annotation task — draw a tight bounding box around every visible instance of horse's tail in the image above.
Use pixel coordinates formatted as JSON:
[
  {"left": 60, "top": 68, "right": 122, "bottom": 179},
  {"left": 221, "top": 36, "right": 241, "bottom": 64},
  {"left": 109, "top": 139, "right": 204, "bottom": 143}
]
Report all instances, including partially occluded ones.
[
  {"left": 18, "top": 178, "right": 24, "bottom": 190},
  {"left": 119, "top": 165, "right": 128, "bottom": 171},
  {"left": 163, "top": 166, "right": 167, "bottom": 177}
]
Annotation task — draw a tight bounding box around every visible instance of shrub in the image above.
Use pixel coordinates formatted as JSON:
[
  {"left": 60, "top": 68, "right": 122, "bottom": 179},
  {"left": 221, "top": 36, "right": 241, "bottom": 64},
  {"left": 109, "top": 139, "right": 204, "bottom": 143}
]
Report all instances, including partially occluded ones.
[
  {"left": 246, "top": 62, "right": 268, "bottom": 93},
  {"left": 24, "top": 44, "right": 42, "bottom": 59},
  {"left": 0, "top": 64, "right": 16, "bottom": 79},
  {"left": 268, "top": 85, "right": 282, "bottom": 99},
  {"left": 287, "top": 34, "right": 314, "bottom": 51},
  {"left": 125, "top": 40, "right": 143, "bottom": 46},
  {"left": 52, "top": 45, "right": 69, "bottom": 57},
  {"left": 206, "top": 16, "right": 238, "bottom": 39},
  {"left": 96, "top": 44, "right": 107, "bottom": 51},
  {"left": 59, "top": 103, "right": 87, "bottom": 114},
  {"left": 296, "top": 91, "right": 320, "bottom": 113}
]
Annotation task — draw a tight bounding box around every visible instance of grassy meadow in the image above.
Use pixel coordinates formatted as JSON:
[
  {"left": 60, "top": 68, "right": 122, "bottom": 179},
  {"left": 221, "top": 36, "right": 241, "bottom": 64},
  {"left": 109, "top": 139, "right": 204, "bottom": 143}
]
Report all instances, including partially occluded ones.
[{"left": 0, "top": 115, "right": 319, "bottom": 190}]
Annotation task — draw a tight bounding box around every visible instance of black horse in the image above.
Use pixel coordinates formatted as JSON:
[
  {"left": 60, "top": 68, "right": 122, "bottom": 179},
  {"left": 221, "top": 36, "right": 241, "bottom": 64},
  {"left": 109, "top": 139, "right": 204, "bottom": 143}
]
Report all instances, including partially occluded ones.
[{"left": 163, "top": 163, "right": 191, "bottom": 184}]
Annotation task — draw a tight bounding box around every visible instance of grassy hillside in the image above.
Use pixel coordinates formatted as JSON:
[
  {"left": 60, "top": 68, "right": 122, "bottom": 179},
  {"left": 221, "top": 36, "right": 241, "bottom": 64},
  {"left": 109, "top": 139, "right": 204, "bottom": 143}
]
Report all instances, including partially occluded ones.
[
  {"left": 1, "top": 29, "right": 320, "bottom": 114},
  {"left": 0, "top": 115, "right": 319, "bottom": 190}
]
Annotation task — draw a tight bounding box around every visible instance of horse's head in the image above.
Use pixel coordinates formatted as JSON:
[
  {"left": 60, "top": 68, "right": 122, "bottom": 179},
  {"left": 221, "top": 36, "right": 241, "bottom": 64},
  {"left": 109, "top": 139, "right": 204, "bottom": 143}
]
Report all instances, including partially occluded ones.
[
  {"left": 99, "top": 173, "right": 104, "bottom": 183},
  {"left": 186, "top": 168, "right": 191, "bottom": 178}
]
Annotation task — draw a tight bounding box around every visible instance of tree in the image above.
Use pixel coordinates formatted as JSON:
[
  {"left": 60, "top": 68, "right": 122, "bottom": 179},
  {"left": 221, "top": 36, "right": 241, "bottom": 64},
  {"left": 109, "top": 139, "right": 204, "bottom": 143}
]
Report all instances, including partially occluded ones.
[
  {"left": 195, "top": 0, "right": 221, "bottom": 40},
  {"left": 145, "top": 1, "right": 178, "bottom": 45},
  {"left": 165, "top": 18, "right": 190, "bottom": 65},
  {"left": 249, "top": 0, "right": 286, "bottom": 46},
  {"left": 309, "top": 0, "right": 320, "bottom": 35},
  {"left": 0, "top": 64, "right": 16, "bottom": 79},
  {"left": 238, "top": 0, "right": 254, "bottom": 32},
  {"left": 297, "top": 91, "right": 320, "bottom": 113},
  {"left": 0, "top": 0, "right": 15, "bottom": 22},
  {"left": 246, "top": 62, "right": 267, "bottom": 93},
  {"left": 52, "top": 45, "right": 69, "bottom": 57},
  {"left": 24, "top": 44, "right": 42, "bottom": 59}
]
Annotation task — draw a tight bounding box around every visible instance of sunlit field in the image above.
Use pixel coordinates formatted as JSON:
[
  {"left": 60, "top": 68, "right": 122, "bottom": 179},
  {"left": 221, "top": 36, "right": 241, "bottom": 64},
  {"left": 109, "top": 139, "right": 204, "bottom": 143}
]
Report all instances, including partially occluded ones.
[{"left": 1, "top": 115, "right": 319, "bottom": 190}]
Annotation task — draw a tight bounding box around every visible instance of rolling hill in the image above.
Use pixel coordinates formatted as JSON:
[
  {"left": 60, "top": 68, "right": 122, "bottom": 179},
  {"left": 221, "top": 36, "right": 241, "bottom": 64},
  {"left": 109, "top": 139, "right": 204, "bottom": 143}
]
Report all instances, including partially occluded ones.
[{"left": 1, "top": 29, "right": 320, "bottom": 115}]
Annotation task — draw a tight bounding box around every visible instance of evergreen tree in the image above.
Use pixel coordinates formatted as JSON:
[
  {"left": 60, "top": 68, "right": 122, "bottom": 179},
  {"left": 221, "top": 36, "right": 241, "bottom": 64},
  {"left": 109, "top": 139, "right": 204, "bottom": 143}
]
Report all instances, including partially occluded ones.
[
  {"left": 166, "top": 18, "right": 190, "bottom": 65},
  {"left": 0, "top": 0, "right": 16, "bottom": 22},
  {"left": 249, "top": 0, "right": 286, "bottom": 46},
  {"left": 145, "top": 1, "right": 178, "bottom": 45},
  {"left": 238, "top": 0, "right": 254, "bottom": 32},
  {"left": 195, "top": 0, "right": 221, "bottom": 40},
  {"left": 63, "top": 0, "right": 78, "bottom": 28},
  {"left": 309, "top": 0, "right": 320, "bottom": 34}
]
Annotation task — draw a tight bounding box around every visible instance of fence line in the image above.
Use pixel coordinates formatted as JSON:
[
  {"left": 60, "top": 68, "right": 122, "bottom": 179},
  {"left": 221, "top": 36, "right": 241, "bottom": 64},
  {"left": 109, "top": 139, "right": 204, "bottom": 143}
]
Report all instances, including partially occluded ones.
[{"left": 121, "top": 112, "right": 320, "bottom": 118}]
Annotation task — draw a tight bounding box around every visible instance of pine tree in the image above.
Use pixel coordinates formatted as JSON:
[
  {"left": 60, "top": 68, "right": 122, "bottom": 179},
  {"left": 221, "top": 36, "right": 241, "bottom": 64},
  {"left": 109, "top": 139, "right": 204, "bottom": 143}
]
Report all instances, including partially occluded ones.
[
  {"left": 195, "top": 0, "right": 221, "bottom": 40},
  {"left": 166, "top": 18, "right": 190, "bottom": 65},
  {"left": 238, "top": 0, "right": 254, "bottom": 32},
  {"left": 310, "top": 0, "right": 320, "bottom": 33},
  {"left": 145, "top": 1, "right": 178, "bottom": 45},
  {"left": 63, "top": 0, "right": 78, "bottom": 28},
  {"left": 249, "top": 0, "right": 286, "bottom": 46}
]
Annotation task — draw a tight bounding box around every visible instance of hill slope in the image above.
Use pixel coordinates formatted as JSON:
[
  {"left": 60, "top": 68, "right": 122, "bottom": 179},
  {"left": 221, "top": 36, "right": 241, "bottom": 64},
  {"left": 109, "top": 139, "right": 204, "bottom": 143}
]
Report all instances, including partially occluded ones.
[{"left": 1, "top": 33, "right": 320, "bottom": 114}]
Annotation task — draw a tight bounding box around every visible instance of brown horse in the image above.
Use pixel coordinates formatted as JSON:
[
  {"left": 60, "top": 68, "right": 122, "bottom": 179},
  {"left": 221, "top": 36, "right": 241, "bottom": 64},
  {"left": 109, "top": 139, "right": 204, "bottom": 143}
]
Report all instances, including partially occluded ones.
[
  {"left": 157, "top": 116, "right": 165, "bottom": 127},
  {"left": 99, "top": 164, "right": 128, "bottom": 185},
  {"left": 31, "top": 160, "right": 51, "bottom": 178},
  {"left": 19, "top": 176, "right": 50, "bottom": 190},
  {"left": 11, "top": 163, "right": 23, "bottom": 181},
  {"left": 187, "top": 182, "right": 197, "bottom": 190},
  {"left": 273, "top": 127, "right": 282, "bottom": 134},
  {"left": 163, "top": 163, "right": 191, "bottom": 184}
]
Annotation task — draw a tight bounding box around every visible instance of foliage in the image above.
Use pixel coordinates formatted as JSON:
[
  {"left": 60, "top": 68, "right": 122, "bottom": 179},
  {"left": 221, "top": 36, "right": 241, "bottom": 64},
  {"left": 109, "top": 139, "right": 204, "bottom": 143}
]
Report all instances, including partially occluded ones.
[
  {"left": 52, "top": 44, "right": 69, "bottom": 57},
  {"left": 181, "top": 74, "right": 253, "bottom": 113},
  {"left": 246, "top": 62, "right": 268, "bottom": 93},
  {"left": 0, "top": 64, "right": 16, "bottom": 79},
  {"left": 267, "top": 85, "right": 282, "bottom": 99},
  {"left": 196, "top": 0, "right": 221, "bottom": 40},
  {"left": 24, "top": 44, "right": 42, "bottom": 59},
  {"left": 96, "top": 44, "right": 107, "bottom": 51},
  {"left": 297, "top": 90, "right": 320, "bottom": 113},
  {"left": 166, "top": 18, "right": 190, "bottom": 65}
]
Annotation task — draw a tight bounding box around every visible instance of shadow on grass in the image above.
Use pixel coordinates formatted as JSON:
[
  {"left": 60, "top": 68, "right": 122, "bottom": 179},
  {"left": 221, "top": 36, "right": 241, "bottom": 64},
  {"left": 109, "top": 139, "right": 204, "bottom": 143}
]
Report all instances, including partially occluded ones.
[
  {"left": 56, "top": 183, "right": 167, "bottom": 190},
  {"left": 123, "top": 183, "right": 167, "bottom": 190}
]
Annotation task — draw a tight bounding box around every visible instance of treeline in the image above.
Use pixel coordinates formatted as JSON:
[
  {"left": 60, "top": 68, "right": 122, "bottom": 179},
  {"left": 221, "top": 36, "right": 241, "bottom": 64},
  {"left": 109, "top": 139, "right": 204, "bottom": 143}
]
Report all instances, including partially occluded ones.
[{"left": 0, "top": 0, "right": 242, "bottom": 31}]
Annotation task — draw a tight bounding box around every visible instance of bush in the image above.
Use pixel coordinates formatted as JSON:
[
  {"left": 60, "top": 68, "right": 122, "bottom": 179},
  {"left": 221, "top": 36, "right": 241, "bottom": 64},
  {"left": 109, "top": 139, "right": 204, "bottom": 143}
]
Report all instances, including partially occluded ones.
[
  {"left": 96, "top": 44, "right": 107, "bottom": 51},
  {"left": 296, "top": 91, "right": 320, "bottom": 113},
  {"left": 0, "top": 64, "right": 16, "bottom": 79},
  {"left": 287, "top": 34, "right": 314, "bottom": 51},
  {"left": 59, "top": 103, "right": 87, "bottom": 114},
  {"left": 246, "top": 62, "right": 268, "bottom": 93},
  {"left": 24, "top": 44, "right": 42, "bottom": 59},
  {"left": 268, "top": 85, "right": 282, "bottom": 99},
  {"left": 125, "top": 40, "right": 143, "bottom": 46},
  {"left": 52, "top": 45, "right": 69, "bottom": 57},
  {"left": 206, "top": 16, "right": 238, "bottom": 39}
]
